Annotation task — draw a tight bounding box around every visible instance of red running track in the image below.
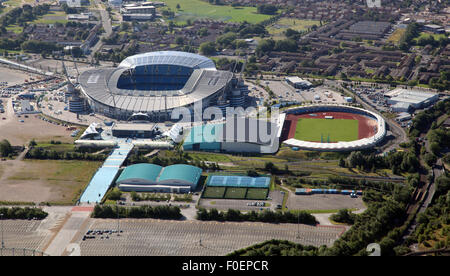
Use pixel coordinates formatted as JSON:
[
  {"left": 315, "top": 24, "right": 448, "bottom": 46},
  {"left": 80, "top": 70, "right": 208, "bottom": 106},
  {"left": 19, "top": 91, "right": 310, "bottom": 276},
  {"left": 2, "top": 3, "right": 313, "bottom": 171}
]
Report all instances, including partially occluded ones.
[{"left": 280, "top": 112, "right": 378, "bottom": 142}]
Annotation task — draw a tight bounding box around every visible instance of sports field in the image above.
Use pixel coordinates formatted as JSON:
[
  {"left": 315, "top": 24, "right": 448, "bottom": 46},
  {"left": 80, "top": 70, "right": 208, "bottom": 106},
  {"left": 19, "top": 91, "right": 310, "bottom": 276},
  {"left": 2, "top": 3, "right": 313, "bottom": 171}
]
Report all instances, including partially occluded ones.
[
  {"left": 203, "top": 187, "right": 226, "bottom": 198},
  {"left": 203, "top": 187, "right": 268, "bottom": 200},
  {"left": 224, "top": 187, "right": 247, "bottom": 199},
  {"left": 160, "top": 0, "right": 272, "bottom": 24},
  {"left": 246, "top": 188, "right": 268, "bottom": 200},
  {"left": 294, "top": 118, "right": 359, "bottom": 142}
]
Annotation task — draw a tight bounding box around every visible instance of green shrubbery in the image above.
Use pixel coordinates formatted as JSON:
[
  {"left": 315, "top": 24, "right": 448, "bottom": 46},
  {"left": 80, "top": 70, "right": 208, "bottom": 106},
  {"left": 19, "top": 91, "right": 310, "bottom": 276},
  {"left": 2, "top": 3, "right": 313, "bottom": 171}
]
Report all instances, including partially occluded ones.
[
  {"left": 330, "top": 209, "right": 356, "bottom": 225},
  {"left": 91, "top": 205, "right": 182, "bottom": 220},
  {"left": 0, "top": 207, "right": 48, "bottom": 220},
  {"left": 196, "top": 208, "right": 317, "bottom": 225}
]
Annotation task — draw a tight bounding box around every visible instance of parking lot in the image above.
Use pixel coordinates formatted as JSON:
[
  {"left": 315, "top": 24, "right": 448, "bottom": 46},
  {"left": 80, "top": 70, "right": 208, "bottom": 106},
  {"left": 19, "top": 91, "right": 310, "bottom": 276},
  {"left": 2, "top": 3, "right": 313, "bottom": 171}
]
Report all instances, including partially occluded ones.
[
  {"left": 77, "top": 218, "right": 344, "bottom": 256},
  {"left": 264, "top": 80, "right": 348, "bottom": 105},
  {"left": 0, "top": 220, "right": 52, "bottom": 255},
  {"left": 287, "top": 193, "right": 365, "bottom": 211}
]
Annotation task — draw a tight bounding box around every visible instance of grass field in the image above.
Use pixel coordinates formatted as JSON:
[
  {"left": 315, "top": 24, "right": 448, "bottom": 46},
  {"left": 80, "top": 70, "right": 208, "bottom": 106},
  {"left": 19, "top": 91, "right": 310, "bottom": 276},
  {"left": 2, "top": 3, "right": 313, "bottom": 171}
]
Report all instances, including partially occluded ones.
[
  {"left": 246, "top": 188, "right": 268, "bottom": 200},
  {"left": 387, "top": 28, "right": 406, "bottom": 44},
  {"left": 414, "top": 32, "right": 447, "bottom": 42},
  {"left": 160, "top": 0, "right": 272, "bottom": 24},
  {"left": 224, "top": 187, "right": 247, "bottom": 199},
  {"left": 267, "top": 18, "right": 321, "bottom": 39},
  {"left": 203, "top": 187, "right": 226, "bottom": 198},
  {"left": 294, "top": 118, "right": 359, "bottom": 142}
]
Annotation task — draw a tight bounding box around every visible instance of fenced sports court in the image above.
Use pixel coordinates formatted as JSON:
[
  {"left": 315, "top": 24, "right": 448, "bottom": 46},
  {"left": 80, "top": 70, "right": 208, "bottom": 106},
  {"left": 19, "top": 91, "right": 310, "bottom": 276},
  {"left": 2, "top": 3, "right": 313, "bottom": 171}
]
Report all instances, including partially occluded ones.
[{"left": 202, "top": 175, "right": 270, "bottom": 200}]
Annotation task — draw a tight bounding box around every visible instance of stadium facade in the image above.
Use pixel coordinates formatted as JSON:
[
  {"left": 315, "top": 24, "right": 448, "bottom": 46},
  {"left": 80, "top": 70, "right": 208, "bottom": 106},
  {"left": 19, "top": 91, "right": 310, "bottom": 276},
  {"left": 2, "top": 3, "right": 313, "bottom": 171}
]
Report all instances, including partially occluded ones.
[
  {"left": 283, "top": 104, "right": 386, "bottom": 151},
  {"left": 78, "top": 51, "right": 238, "bottom": 121}
]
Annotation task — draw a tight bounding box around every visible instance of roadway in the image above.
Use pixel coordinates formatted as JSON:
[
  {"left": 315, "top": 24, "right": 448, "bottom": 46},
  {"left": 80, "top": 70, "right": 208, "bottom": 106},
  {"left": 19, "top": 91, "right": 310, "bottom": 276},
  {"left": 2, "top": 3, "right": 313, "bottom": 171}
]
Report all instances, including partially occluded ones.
[
  {"left": 89, "top": 0, "right": 113, "bottom": 59},
  {"left": 334, "top": 80, "right": 409, "bottom": 153}
]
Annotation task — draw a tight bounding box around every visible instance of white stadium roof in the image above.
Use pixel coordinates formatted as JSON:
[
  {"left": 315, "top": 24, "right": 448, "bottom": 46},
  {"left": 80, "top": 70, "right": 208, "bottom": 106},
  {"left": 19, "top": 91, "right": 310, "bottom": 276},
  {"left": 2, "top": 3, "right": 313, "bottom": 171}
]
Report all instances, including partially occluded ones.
[
  {"left": 283, "top": 104, "right": 386, "bottom": 151},
  {"left": 118, "top": 51, "right": 216, "bottom": 70}
]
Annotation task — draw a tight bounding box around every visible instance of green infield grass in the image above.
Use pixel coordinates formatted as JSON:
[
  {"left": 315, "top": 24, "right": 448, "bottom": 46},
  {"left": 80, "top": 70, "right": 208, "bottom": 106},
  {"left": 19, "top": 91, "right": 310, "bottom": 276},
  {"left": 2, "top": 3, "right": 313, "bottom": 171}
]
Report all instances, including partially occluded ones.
[
  {"left": 224, "top": 187, "right": 247, "bottom": 199},
  {"left": 202, "top": 187, "right": 226, "bottom": 198},
  {"left": 245, "top": 188, "right": 268, "bottom": 200},
  {"left": 294, "top": 118, "right": 358, "bottom": 142}
]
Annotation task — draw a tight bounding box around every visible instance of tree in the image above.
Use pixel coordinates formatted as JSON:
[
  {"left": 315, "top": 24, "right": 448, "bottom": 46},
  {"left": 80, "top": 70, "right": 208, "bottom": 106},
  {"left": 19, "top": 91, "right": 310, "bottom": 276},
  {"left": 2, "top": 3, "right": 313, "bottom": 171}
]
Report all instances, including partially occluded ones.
[
  {"left": 199, "top": 42, "right": 216, "bottom": 55},
  {"left": 338, "top": 157, "right": 346, "bottom": 167},
  {"left": 257, "top": 4, "right": 278, "bottom": 15},
  {"left": 175, "top": 36, "right": 184, "bottom": 45},
  {"left": 0, "top": 139, "right": 12, "bottom": 157}
]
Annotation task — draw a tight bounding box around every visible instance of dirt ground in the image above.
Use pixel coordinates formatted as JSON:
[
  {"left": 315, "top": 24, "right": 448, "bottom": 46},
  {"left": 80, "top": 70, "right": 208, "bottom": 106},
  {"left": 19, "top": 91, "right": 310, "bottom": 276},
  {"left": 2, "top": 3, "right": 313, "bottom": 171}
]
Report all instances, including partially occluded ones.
[
  {"left": 0, "top": 67, "right": 37, "bottom": 86},
  {"left": 0, "top": 159, "right": 101, "bottom": 204},
  {"left": 0, "top": 98, "right": 73, "bottom": 145}
]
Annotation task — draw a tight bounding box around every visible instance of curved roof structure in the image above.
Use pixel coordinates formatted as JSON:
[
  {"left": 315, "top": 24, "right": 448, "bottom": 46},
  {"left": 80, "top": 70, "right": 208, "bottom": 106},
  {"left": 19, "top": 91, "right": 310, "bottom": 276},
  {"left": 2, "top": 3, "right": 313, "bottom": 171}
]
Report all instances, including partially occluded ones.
[
  {"left": 118, "top": 51, "right": 216, "bottom": 70},
  {"left": 78, "top": 51, "right": 233, "bottom": 117},
  {"left": 116, "top": 163, "right": 203, "bottom": 190},
  {"left": 283, "top": 104, "right": 386, "bottom": 151},
  {"left": 116, "top": 163, "right": 163, "bottom": 183},
  {"left": 158, "top": 164, "right": 202, "bottom": 185}
]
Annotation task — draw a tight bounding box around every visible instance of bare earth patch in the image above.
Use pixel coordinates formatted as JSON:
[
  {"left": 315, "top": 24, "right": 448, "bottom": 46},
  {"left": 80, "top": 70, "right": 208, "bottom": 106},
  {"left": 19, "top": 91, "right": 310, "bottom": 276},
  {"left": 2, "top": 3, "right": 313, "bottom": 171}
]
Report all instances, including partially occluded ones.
[{"left": 0, "top": 159, "right": 101, "bottom": 204}]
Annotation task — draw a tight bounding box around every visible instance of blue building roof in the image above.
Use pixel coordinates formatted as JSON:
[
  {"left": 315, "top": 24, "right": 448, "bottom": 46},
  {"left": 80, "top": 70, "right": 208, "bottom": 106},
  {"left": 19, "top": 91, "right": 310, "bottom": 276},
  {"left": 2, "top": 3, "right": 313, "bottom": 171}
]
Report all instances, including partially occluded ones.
[
  {"left": 158, "top": 164, "right": 203, "bottom": 185},
  {"left": 116, "top": 163, "right": 163, "bottom": 183}
]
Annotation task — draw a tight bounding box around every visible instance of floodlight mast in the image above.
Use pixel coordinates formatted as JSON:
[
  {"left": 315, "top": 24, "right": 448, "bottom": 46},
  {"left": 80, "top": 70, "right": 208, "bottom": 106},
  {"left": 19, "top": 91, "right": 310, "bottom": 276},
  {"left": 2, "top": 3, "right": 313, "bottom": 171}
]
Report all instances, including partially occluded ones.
[{"left": 1, "top": 213, "right": 4, "bottom": 249}]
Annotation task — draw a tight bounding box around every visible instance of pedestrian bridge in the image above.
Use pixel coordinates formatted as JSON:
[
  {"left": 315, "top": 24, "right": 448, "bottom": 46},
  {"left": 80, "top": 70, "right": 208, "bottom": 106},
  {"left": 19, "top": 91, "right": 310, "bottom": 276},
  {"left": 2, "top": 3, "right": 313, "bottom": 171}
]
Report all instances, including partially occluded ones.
[{"left": 79, "top": 142, "right": 134, "bottom": 204}]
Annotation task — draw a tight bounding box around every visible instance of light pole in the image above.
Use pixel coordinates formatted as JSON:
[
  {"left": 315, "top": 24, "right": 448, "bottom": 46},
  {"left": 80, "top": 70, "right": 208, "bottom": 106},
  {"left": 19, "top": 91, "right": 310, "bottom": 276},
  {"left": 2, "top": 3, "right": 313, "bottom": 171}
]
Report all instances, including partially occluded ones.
[
  {"left": 1, "top": 213, "right": 4, "bottom": 248},
  {"left": 116, "top": 201, "right": 120, "bottom": 236}
]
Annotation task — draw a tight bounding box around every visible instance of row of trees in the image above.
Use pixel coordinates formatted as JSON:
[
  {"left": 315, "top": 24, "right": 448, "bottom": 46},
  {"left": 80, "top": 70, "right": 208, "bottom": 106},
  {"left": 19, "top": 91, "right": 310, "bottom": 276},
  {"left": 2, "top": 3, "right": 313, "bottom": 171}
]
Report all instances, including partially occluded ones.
[
  {"left": 229, "top": 239, "right": 321, "bottom": 256},
  {"left": 196, "top": 208, "right": 317, "bottom": 225},
  {"left": 0, "top": 207, "right": 48, "bottom": 220},
  {"left": 256, "top": 38, "right": 298, "bottom": 55},
  {"left": 399, "top": 22, "right": 421, "bottom": 51},
  {"left": 0, "top": 4, "right": 50, "bottom": 28},
  {"left": 127, "top": 152, "right": 220, "bottom": 171},
  {"left": 26, "top": 147, "right": 107, "bottom": 161},
  {"left": 340, "top": 150, "right": 420, "bottom": 174},
  {"left": 256, "top": 4, "right": 278, "bottom": 15},
  {"left": 130, "top": 191, "right": 171, "bottom": 202},
  {"left": 412, "top": 173, "right": 450, "bottom": 250},
  {"left": 91, "top": 204, "right": 182, "bottom": 220},
  {"left": 409, "top": 99, "right": 450, "bottom": 137}
]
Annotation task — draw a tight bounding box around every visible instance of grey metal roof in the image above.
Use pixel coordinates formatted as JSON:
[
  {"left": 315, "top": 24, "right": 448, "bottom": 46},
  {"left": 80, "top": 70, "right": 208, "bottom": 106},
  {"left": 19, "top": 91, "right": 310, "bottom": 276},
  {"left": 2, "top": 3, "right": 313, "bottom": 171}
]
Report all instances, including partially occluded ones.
[
  {"left": 118, "top": 51, "right": 216, "bottom": 69},
  {"left": 79, "top": 67, "right": 233, "bottom": 113}
]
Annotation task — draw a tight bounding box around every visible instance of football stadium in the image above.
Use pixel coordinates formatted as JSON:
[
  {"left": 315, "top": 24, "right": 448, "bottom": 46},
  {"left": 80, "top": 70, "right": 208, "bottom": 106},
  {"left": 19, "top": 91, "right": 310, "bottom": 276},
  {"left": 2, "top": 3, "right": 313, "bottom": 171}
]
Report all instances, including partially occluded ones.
[
  {"left": 281, "top": 105, "right": 386, "bottom": 151},
  {"left": 78, "top": 51, "right": 235, "bottom": 121}
]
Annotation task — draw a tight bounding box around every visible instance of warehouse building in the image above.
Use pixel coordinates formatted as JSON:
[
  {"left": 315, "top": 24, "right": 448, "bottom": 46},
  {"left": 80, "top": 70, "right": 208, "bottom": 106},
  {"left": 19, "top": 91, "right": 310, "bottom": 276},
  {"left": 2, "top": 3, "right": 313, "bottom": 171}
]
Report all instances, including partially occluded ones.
[
  {"left": 285, "top": 76, "right": 312, "bottom": 89},
  {"left": 385, "top": 88, "right": 438, "bottom": 111},
  {"left": 116, "top": 163, "right": 202, "bottom": 193}
]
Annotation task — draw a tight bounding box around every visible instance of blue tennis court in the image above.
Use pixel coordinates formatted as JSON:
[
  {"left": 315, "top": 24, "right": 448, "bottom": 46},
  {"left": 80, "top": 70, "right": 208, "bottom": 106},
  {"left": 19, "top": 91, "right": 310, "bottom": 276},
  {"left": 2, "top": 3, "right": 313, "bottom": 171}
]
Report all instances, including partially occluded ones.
[{"left": 207, "top": 175, "right": 270, "bottom": 189}]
